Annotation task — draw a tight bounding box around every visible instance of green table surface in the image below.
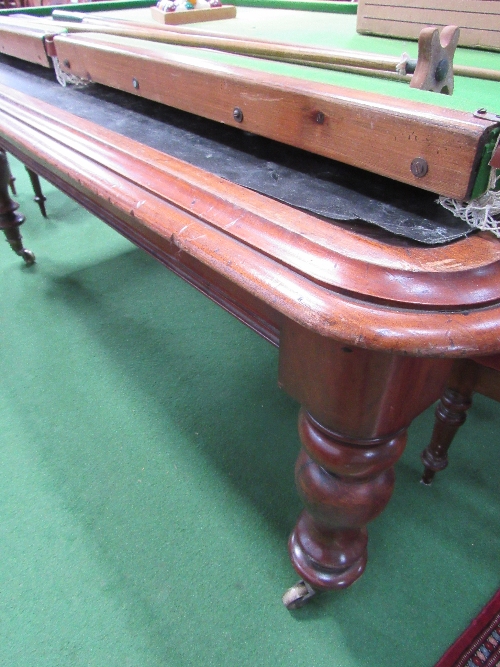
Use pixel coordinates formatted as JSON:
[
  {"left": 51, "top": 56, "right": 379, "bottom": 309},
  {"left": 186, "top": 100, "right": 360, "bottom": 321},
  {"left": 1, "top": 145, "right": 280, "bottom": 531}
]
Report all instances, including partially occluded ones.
[{"left": 2, "top": 1, "right": 499, "bottom": 113}]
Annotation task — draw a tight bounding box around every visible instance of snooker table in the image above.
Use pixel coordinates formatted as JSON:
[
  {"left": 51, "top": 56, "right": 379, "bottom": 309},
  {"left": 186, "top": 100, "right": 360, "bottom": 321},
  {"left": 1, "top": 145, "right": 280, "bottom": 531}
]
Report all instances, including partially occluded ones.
[{"left": 0, "top": 0, "right": 499, "bottom": 609}]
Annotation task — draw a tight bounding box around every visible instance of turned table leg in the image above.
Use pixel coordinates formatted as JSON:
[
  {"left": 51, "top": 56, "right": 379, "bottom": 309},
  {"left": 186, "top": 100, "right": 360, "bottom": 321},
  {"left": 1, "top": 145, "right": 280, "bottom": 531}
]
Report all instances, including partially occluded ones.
[
  {"left": 286, "top": 409, "right": 405, "bottom": 602},
  {"left": 420, "top": 360, "right": 478, "bottom": 485},
  {"left": 26, "top": 167, "right": 47, "bottom": 218},
  {"left": 0, "top": 149, "right": 35, "bottom": 265},
  {"left": 278, "top": 319, "right": 453, "bottom": 608}
]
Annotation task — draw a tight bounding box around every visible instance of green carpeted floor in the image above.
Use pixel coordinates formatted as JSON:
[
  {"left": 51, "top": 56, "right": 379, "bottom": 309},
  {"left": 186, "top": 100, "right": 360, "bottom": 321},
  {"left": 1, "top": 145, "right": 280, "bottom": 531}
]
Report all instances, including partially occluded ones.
[{"left": 0, "top": 158, "right": 498, "bottom": 667}]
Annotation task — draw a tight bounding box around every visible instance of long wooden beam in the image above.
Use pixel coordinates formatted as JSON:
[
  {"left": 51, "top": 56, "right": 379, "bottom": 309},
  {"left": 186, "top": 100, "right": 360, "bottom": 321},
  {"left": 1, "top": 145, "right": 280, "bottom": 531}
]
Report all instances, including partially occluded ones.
[
  {"left": 49, "top": 30, "right": 498, "bottom": 200},
  {"left": 9, "top": 11, "right": 500, "bottom": 83}
]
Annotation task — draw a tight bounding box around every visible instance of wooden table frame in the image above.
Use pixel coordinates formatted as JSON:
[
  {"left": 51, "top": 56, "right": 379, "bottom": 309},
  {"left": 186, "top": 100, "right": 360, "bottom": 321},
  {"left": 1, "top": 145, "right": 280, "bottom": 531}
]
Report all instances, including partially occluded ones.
[{"left": 2, "top": 83, "right": 500, "bottom": 607}]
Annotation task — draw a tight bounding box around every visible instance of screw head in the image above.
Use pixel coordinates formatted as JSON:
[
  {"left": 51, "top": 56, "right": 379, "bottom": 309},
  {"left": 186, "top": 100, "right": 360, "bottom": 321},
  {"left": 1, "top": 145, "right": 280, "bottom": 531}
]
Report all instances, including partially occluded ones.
[
  {"left": 476, "top": 108, "right": 487, "bottom": 115},
  {"left": 315, "top": 111, "right": 325, "bottom": 125},
  {"left": 233, "top": 107, "right": 243, "bottom": 123},
  {"left": 411, "top": 157, "right": 428, "bottom": 178},
  {"left": 434, "top": 58, "right": 449, "bottom": 83},
  {"left": 132, "top": 78, "right": 139, "bottom": 89},
  {"left": 63, "top": 59, "right": 70, "bottom": 68}
]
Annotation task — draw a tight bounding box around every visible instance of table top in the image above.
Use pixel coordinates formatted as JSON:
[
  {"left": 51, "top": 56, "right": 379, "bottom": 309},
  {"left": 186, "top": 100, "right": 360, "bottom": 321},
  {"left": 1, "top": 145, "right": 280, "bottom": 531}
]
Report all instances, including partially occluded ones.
[
  {"left": 1, "top": 0, "right": 500, "bottom": 359},
  {"left": 2, "top": 75, "right": 500, "bottom": 359}
]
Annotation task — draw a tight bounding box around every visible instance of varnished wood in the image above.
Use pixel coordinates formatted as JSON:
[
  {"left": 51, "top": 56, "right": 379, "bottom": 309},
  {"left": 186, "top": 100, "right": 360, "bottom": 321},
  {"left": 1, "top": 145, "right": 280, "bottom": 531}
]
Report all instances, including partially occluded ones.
[
  {"left": 0, "top": 21, "right": 57, "bottom": 66},
  {"left": 1, "top": 83, "right": 500, "bottom": 596},
  {"left": 420, "top": 360, "right": 477, "bottom": 485},
  {"left": 25, "top": 167, "right": 47, "bottom": 217},
  {"left": 2, "top": 85, "right": 500, "bottom": 352},
  {"left": 278, "top": 319, "right": 453, "bottom": 589},
  {"left": 0, "top": 148, "right": 34, "bottom": 264},
  {"left": 421, "top": 355, "right": 500, "bottom": 484},
  {"left": 50, "top": 31, "right": 497, "bottom": 200}
]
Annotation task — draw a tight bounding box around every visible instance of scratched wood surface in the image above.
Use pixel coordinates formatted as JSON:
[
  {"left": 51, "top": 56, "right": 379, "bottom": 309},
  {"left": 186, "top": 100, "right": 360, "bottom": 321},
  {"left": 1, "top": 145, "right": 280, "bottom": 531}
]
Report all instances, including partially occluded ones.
[
  {"left": 2, "top": 83, "right": 500, "bottom": 355},
  {"left": 52, "top": 31, "right": 497, "bottom": 200}
]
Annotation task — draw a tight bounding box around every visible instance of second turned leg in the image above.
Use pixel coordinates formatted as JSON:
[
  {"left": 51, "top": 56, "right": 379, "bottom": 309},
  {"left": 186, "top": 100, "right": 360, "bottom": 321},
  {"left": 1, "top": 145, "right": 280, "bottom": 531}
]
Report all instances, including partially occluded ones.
[
  {"left": 26, "top": 168, "right": 47, "bottom": 218},
  {"left": 420, "top": 360, "right": 479, "bottom": 485},
  {"left": 0, "top": 150, "right": 35, "bottom": 265}
]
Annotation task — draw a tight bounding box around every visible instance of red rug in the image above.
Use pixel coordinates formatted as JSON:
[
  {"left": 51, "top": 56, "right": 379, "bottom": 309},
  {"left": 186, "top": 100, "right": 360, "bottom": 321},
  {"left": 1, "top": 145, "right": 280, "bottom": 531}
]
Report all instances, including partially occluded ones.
[{"left": 435, "top": 590, "right": 500, "bottom": 667}]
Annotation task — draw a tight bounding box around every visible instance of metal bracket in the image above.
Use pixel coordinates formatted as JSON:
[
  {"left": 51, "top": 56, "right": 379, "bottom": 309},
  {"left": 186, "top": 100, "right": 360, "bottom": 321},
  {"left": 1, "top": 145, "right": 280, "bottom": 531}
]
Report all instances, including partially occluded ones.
[{"left": 474, "top": 109, "right": 500, "bottom": 124}]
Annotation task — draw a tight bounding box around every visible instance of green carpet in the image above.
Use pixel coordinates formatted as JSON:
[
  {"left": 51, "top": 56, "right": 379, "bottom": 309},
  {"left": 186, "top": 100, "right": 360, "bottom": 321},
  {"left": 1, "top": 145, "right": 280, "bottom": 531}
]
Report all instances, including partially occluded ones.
[{"left": 0, "top": 158, "right": 498, "bottom": 667}]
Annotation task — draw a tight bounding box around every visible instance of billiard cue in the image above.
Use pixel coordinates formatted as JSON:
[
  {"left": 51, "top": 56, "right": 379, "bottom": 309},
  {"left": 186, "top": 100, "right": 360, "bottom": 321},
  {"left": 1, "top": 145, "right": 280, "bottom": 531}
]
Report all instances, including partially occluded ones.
[
  {"left": 52, "top": 12, "right": 500, "bottom": 83},
  {"left": 280, "top": 58, "right": 411, "bottom": 81},
  {"left": 43, "top": 11, "right": 414, "bottom": 74},
  {"left": 453, "top": 64, "right": 500, "bottom": 82},
  {"left": 5, "top": 13, "right": 500, "bottom": 83}
]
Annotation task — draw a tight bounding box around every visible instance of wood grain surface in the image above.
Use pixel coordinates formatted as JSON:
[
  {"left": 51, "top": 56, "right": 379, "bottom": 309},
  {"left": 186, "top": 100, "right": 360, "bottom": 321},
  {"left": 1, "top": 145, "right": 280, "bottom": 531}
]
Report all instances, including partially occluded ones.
[
  {"left": 1, "top": 83, "right": 500, "bottom": 356},
  {"left": 53, "top": 31, "right": 498, "bottom": 200}
]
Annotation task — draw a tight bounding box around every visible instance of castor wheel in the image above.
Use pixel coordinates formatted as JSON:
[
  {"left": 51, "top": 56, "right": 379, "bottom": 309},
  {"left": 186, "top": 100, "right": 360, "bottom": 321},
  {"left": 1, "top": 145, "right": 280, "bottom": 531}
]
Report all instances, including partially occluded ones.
[
  {"left": 20, "top": 248, "right": 35, "bottom": 265},
  {"left": 282, "top": 580, "right": 317, "bottom": 610}
]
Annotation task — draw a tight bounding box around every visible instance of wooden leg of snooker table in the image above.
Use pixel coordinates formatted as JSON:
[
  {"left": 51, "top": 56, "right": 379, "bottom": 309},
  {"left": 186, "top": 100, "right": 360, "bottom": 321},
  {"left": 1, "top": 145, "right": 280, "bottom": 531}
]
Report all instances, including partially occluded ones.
[
  {"left": 0, "top": 149, "right": 35, "bottom": 265},
  {"left": 0, "top": 150, "right": 453, "bottom": 607},
  {"left": 279, "top": 320, "right": 452, "bottom": 608}
]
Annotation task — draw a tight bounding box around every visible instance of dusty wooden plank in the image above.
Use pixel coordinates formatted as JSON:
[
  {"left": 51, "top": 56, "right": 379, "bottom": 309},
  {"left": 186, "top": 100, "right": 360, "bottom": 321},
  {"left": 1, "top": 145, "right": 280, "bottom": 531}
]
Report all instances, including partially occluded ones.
[
  {"left": 0, "top": 24, "right": 54, "bottom": 65},
  {"left": 52, "top": 32, "right": 497, "bottom": 200}
]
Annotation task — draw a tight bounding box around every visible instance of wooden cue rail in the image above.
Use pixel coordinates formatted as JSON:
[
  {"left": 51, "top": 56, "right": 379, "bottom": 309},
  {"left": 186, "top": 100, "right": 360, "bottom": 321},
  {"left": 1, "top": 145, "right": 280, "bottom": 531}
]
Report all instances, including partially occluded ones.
[
  {"left": 0, "top": 14, "right": 498, "bottom": 198},
  {"left": 46, "top": 28, "right": 499, "bottom": 200},
  {"left": 10, "top": 11, "right": 500, "bottom": 83},
  {"left": 3, "top": 14, "right": 407, "bottom": 73}
]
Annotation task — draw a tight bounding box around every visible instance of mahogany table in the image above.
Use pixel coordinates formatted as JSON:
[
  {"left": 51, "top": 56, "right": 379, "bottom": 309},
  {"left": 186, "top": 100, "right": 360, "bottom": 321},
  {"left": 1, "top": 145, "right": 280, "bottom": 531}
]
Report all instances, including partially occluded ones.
[{"left": 0, "top": 3, "right": 500, "bottom": 608}]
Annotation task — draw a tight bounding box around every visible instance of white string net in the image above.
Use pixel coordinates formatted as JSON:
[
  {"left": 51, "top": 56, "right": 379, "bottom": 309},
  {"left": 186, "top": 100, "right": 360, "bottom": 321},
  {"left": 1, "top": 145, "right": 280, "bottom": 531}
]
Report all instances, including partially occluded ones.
[
  {"left": 439, "top": 163, "right": 500, "bottom": 237},
  {"left": 51, "top": 57, "right": 90, "bottom": 88}
]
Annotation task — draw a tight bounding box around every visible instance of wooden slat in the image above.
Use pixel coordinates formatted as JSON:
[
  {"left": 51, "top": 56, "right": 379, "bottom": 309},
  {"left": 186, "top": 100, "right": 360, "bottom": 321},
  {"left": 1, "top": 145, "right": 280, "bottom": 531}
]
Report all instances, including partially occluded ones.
[
  {"left": 357, "top": 0, "right": 500, "bottom": 50},
  {"left": 0, "top": 23, "right": 53, "bottom": 65},
  {"left": 51, "top": 31, "right": 498, "bottom": 200},
  {"left": 362, "top": 6, "right": 498, "bottom": 31}
]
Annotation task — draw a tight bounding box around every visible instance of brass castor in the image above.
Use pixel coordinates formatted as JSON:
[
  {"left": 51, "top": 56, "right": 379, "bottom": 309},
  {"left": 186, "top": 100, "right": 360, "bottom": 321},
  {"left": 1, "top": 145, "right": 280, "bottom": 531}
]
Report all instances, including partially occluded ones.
[
  {"left": 20, "top": 248, "right": 36, "bottom": 265},
  {"left": 282, "top": 580, "right": 317, "bottom": 610}
]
